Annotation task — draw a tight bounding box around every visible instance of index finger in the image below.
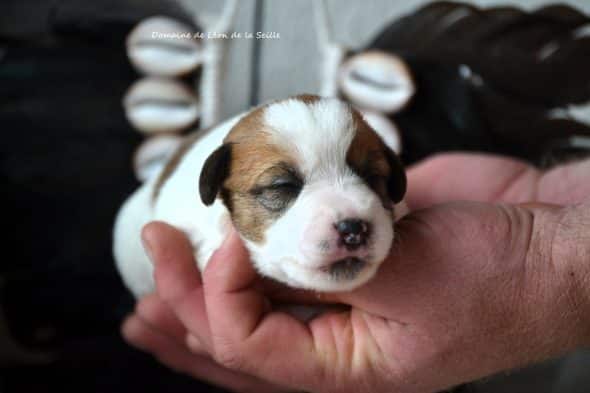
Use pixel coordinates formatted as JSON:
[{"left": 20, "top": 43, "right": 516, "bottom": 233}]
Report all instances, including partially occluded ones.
[{"left": 143, "top": 221, "right": 213, "bottom": 350}]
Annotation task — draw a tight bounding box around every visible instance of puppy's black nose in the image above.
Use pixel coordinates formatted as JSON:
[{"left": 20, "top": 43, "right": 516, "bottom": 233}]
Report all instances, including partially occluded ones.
[{"left": 334, "top": 218, "right": 370, "bottom": 250}]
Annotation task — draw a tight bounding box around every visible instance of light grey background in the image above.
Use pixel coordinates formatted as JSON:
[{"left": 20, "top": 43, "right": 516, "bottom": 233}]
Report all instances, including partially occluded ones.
[{"left": 181, "top": 0, "right": 590, "bottom": 119}]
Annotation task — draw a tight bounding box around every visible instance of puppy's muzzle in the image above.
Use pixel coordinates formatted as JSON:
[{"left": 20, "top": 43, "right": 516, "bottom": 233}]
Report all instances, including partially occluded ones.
[{"left": 319, "top": 218, "right": 371, "bottom": 281}]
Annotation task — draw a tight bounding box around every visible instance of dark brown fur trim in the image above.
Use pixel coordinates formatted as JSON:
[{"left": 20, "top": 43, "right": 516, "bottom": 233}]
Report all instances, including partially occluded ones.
[
  {"left": 151, "top": 131, "right": 202, "bottom": 203},
  {"left": 347, "top": 109, "right": 407, "bottom": 207}
]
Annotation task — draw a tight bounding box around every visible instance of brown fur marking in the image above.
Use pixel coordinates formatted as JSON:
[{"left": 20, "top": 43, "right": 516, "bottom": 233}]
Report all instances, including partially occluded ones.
[
  {"left": 152, "top": 131, "right": 202, "bottom": 203},
  {"left": 347, "top": 110, "right": 396, "bottom": 208},
  {"left": 221, "top": 106, "right": 298, "bottom": 243},
  {"left": 294, "top": 94, "right": 321, "bottom": 105}
]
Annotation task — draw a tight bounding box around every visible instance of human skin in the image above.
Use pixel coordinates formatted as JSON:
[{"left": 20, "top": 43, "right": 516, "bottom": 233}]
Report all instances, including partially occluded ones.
[{"left": 122, "top": 153, "right": 590, "bottom": 393}]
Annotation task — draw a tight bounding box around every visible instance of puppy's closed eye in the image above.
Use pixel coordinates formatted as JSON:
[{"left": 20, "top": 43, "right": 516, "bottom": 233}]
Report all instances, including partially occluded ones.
[{"left": 251, "top": 167, "right": 303, "bottom": 212}]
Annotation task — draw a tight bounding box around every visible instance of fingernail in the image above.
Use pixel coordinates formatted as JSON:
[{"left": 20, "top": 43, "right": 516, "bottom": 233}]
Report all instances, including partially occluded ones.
[
  {"left": 185, "top": 334, "right": 205, "bottom": 354},
  {"left": 141, "top": 234, "right": 155, "bottom": 265},
  {"left": 217, "top": 226, "right": 237, "bottom": 251},
  {"left": 207, "top": 229, "right": 236, "bottom": 267},
  {"left": 120, "top": 315, "right": 137, "bottom": 340}
]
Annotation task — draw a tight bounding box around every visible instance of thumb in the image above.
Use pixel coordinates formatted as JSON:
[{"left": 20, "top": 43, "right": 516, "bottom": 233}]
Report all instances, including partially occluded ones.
[
  {"left": 205, "top": 227, "right": 257, "bottom": 295},
  {"left": 203, "top": 227, "right": 270, "bottom": 343},
  {"left": 201, "top": 228, "right": 327, "bottom": 391}
]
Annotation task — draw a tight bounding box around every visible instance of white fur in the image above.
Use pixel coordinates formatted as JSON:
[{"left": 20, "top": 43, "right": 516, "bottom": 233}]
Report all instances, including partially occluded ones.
[
  {"left": 264, "top": 98, "right": 357, "bottom": 178},
  {"left": 114, "top": 98, "right": 405, "bottom": 297},
  {"left": 113, "top": 114, "right": 242, "bottom": 297}
]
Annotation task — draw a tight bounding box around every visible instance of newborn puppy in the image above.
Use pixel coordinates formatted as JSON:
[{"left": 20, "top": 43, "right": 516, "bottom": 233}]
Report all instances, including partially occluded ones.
[{"left": 114, "top": 95, "right": 407, "bottom": 297}]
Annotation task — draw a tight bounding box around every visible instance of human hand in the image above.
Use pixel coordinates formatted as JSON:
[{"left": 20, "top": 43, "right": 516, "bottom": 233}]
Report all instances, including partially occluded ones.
[
  {"left": 121, "top": 223, "right": 291, "bottom": 393},
  {"left": 123, "top": 153, "right": 590, "bottom": 392}
]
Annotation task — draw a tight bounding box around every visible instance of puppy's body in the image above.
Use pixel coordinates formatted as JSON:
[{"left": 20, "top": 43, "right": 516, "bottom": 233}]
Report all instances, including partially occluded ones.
[
  {"left": 114, "top": 115, "right": 241, "bottom": 296},
  {"left": 114, "top": 96, "right": 407, "bottom": 297}
]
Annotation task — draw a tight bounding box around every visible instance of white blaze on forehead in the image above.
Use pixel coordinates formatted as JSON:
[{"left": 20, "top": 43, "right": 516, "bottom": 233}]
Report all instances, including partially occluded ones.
[{"left": 262, "top": 97, "right": 357, "bottom": 180}]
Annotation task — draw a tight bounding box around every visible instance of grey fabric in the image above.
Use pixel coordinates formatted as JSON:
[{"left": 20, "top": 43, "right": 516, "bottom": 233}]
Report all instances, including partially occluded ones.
[{"left": 180, "top": 0, "right": 590, "bottom": 118}]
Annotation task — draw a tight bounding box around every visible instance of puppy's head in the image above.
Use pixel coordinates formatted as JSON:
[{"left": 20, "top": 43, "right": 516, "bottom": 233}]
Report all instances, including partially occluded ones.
[{"left": 199, "top": 95, "right": 406, "bottom": 291}]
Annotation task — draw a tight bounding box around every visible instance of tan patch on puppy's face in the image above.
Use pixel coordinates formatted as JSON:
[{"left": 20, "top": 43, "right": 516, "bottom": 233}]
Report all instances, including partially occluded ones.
[{"left": 221, "top": 108, "right": 302, "bottom": 243}]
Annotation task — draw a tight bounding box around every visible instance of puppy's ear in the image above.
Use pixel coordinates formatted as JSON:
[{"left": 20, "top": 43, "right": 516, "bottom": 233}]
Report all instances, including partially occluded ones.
[
  {"left": 383, "top": 148, "right": 407, "bottom": 204},
  {"left": 199, "top": 143, "right": 232, "bottom": 205}
]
